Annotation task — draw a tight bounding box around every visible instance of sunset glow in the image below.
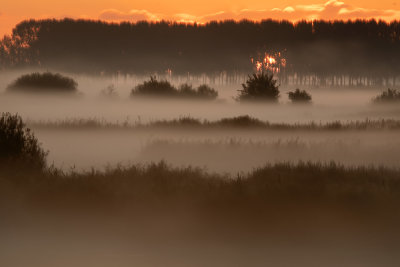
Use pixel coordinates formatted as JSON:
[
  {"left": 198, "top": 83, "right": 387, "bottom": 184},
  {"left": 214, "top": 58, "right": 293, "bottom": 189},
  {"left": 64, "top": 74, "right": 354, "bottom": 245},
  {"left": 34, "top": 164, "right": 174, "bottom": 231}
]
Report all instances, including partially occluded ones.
[
  {"left": 1, "top": 0, "right": 400, "bottom": 36},
  {"left": 252, "top": 52, "right": 287, "bottom": 73}
]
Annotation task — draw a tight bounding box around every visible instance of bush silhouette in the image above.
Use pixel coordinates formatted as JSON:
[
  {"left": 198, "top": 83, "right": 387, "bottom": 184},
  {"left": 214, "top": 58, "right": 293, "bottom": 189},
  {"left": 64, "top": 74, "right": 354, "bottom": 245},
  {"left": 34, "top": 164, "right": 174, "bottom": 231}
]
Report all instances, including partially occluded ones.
[
  {"left": 132, "top": 77, "right": 218, "bottom": 100},
  {"left": 178, "top": 83, "right": 198, "bottom": 98},
  {"left": 237, "top": 72, "right": 280, "bottom": 102},
  {"left": 196, "top": 84, "right": 218, "bottom": 100},
  {"left": 0, "top": 113, "right": 47, "bottom": 171},
  {"left": 178, "top": 84, "right": 218, "bottom": 99},
  {"left": 373, "top": 89, "right": 400, "bottom": 103},
  {"left": 7, "top": 72, "right": 77, "bottom": 93},
  {"left": 131, "top": 76, "right": 177, "bottom": 96},
  {"left": 288, "top": 89, "right": 312, "bottom": 103}
]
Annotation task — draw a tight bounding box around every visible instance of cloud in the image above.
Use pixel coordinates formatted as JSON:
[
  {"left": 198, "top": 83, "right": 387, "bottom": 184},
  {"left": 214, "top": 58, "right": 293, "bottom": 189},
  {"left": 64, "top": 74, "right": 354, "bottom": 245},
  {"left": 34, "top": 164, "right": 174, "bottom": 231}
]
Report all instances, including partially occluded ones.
[
  {"left": 197, "top": 11, "right": 238, "bottom": 22},
  {"left": 220, "top": 0, "right": 400, "bottom": 21},
  {"left": 98, "top": 1, "right": 400, "bottom": 24},
  {"left": 99, "top": 9, "right": 159, "bottom": 22},
  {"left": 289, "top": 0, "right": 394, "bottom": 20}
]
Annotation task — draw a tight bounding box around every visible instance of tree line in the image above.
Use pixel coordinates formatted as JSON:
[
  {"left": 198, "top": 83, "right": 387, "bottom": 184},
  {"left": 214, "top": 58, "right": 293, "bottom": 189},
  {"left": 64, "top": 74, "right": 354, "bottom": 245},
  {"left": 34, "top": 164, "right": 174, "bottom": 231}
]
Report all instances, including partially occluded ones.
[{"left": 1, "top": 18, "right": 400, "bottom": 86}]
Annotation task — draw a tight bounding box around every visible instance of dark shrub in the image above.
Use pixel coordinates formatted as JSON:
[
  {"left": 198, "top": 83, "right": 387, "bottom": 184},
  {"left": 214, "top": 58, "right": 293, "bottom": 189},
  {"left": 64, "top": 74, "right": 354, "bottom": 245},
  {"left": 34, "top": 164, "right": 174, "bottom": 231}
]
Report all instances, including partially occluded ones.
[
  {"left": 373, "top": 89, "right": 400, "bottom": 103},
  {"left": 196, "top": 84, "right": 218, "bottom": 100},
  {"left": 178, "top": 84, "right": 218, "bottom": 100},
  {"left": 131, "top": 76, "right": 177, "bottom": 96},
  {"left": 178, "top": 83, "right": 198, "bottom": 97},
  {"left": 288, "top": 89, "right": 312, "bottom": 103},
  {"left": 131, "top": 77, "right": 218, "bottom": 100},
  {"left": 237, "top": 72, "right": 280, "bottom": 102},
  {"left": 0, "top": 113, "right": 47, "bottom": 171},
  {"left": 7, "top": 72, "right": 77, "bottom": 93}
]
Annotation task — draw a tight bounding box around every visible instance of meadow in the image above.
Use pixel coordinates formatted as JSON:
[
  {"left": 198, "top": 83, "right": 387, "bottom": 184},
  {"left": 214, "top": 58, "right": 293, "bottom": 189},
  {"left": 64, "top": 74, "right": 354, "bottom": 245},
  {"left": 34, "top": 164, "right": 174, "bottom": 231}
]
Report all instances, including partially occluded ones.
[
  {"left": 2, "top": 158, "right": 400, "bottom": 266},
  {"left": 1, "top": 71, "right": 400, "bottom": 266}
]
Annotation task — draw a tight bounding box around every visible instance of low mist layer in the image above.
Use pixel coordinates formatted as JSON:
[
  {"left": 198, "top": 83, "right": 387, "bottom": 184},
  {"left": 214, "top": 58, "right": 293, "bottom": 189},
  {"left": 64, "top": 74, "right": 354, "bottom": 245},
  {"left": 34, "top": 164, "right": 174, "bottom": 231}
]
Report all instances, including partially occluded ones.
[
  {"left": 0, "top": 79, "right": 398, "bottom": 125},
  {"left": 28, "top": 125, "right": 400, "bottom": 172}
]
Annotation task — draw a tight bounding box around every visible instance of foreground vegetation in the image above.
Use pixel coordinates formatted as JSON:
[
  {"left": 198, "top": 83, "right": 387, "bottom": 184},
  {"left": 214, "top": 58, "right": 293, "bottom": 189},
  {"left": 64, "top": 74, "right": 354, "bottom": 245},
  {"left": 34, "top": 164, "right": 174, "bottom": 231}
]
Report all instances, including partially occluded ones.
[
  {"left": 2, "top": 160, "right": 400, "bottom": 267},
  {"left": 1, "top": 111, "right": 400, "bottom": 262},
  {"left": 1, "top": 160, "right": 399, "bottom": 214}
]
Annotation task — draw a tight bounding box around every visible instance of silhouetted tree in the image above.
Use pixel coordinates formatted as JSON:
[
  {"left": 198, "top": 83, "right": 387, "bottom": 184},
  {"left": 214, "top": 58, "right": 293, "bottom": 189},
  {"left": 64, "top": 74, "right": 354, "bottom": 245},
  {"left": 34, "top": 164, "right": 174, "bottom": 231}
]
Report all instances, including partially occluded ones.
[
  {"left": 238, "top": 72, "right": 280, "bottom": 102},
  {"left": 1, "top": 18, "right": 400, "bottom": 85},
  {"left": 0, "top": 113, "right": 47, "bottom": 171}
]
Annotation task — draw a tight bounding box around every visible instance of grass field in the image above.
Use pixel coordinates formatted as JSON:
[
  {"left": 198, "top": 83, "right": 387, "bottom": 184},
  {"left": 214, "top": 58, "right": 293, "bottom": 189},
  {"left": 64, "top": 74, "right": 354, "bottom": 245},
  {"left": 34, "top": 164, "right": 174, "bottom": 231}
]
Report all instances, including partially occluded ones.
[
  {"left": 2, "top": 161, "right": 400, "bottom": 266},
  {"left": 27, "top": 116, "right": 400, "bottom": 130}
]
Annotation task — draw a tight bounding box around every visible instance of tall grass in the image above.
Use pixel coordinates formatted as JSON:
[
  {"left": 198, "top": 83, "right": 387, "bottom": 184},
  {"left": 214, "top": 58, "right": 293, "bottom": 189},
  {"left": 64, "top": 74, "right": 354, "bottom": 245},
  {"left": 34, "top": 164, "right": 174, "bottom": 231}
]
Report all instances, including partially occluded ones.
[
  {"left": 2, "top": 161, "right": 400, "bottom": 211},
  {"left": 28, "top": 116, "right": 400, "bottom": 130}
]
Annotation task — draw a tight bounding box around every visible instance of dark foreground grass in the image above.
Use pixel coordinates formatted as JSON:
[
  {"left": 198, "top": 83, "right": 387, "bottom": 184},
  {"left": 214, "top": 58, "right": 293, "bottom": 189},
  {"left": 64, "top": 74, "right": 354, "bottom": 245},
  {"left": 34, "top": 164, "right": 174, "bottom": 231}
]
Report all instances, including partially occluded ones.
[
  {"left": 2, "top": 161, "right": 400, "bottom": 213},
  {"left": 2, "top": 161, "right": 400, "bottom": 267}
]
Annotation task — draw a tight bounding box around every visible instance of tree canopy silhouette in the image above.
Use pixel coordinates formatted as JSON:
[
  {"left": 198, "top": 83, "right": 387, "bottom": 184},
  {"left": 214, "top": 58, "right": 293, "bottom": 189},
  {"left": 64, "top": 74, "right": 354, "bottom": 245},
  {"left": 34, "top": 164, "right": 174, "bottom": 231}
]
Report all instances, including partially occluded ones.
[{"left": 1, "top": 18, "right": 400, "bottom": 86}]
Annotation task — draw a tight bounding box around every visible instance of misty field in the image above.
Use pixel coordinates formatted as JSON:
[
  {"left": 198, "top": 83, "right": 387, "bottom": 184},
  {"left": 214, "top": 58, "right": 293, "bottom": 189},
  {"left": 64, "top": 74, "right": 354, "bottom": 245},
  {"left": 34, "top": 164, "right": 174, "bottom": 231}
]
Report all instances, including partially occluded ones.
[
  {"left": 24, "top": 117, "right": 400, "bottom": 172},
  {"left": 1, "top": 70, "right": 400, "bottom": 267}
]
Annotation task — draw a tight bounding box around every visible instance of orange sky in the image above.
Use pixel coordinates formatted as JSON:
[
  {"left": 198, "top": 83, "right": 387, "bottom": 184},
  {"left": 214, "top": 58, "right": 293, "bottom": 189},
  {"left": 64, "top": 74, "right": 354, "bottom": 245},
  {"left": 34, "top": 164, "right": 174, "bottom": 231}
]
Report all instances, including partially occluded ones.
[{"left": 1, "top": 0, "right": 400, "bottom": 36}]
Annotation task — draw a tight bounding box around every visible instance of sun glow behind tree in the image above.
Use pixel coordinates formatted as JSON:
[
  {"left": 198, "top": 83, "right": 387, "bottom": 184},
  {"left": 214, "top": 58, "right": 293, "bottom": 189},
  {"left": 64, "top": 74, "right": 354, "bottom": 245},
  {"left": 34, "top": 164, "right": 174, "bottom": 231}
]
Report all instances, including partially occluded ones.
[{"left": 251, "top": 50, "right": 287, "bottom": 74}]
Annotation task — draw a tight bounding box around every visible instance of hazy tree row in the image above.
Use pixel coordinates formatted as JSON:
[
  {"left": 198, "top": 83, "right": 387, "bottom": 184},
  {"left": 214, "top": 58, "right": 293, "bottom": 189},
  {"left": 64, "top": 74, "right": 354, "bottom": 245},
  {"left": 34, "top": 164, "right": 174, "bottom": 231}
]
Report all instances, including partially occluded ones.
[{"left": 1, "top": 18, "right": 400, "bottom": 86}]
